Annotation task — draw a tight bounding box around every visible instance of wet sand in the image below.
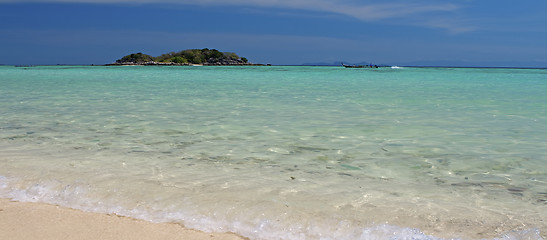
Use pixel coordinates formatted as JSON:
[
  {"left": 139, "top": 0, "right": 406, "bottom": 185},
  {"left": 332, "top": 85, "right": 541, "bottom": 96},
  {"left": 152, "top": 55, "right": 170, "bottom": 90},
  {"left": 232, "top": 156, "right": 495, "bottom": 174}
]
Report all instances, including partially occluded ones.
[{"left": 0, "top": 198, "right": 246, "bottom": 240}]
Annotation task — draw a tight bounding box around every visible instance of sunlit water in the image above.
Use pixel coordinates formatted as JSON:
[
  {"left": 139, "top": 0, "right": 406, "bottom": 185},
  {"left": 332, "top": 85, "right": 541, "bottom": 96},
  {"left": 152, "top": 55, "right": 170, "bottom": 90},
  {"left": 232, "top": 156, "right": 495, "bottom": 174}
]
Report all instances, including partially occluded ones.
[{"left": 1, "top": 65, "right": 546, "bottom": 239}]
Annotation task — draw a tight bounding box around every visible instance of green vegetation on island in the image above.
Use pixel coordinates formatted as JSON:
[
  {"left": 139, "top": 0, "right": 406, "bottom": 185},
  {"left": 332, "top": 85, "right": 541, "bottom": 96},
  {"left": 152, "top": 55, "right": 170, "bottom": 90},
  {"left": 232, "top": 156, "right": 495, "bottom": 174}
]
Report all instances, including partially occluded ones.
[{"left": 112, "top": 48, "right": 254, "bottom": 66}]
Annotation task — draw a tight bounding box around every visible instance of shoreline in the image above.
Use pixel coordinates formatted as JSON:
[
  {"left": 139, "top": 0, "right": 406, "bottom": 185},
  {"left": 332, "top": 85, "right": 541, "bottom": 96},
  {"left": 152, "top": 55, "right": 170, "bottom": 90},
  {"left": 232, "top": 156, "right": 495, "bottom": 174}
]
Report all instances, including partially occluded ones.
[
  {"left": 104, "top": 62, "right": 269, "bottom": 66},
  {"left": 5, "top": 65, "right": 546, "bottom": 69},
  {"left": 0, "top": 198, "right": 246, "bottom": 240}
]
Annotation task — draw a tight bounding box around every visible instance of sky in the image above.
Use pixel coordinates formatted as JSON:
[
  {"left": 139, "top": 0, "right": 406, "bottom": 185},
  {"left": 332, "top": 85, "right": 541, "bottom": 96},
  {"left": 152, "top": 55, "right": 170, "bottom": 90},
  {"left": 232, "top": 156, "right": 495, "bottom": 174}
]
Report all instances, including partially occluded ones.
[{"left": 1, "top": 0, "right": 546, "bottom": 67}]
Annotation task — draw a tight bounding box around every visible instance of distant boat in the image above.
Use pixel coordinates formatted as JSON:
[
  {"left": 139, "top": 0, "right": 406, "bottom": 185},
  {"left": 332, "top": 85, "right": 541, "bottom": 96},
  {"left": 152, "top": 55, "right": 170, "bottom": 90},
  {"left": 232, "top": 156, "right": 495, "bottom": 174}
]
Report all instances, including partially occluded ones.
[
  {"left": 342, "top": 63, "right": 365, "bottom": 68},
  {"left": 342, "top": 62, "right": 378, "bottom": 68}
]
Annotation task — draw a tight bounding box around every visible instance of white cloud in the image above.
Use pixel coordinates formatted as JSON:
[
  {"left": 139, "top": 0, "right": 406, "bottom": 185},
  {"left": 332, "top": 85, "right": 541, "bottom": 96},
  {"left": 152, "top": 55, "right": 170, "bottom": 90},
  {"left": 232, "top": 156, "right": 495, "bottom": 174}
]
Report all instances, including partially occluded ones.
[
  {"left": 0, "top": 0, "right": 459, "bottom": 21},
  {"left": 0, "top": 0, "right": 469, "bottom": 32}
]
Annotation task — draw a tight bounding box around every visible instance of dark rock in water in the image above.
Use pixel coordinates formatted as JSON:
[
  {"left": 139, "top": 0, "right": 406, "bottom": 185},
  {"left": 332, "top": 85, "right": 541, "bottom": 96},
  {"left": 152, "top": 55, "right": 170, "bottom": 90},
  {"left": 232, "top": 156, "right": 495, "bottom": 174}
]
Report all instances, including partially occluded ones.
[
  {"left": 450, "top": 182, "right": 483, "bottom": 187},
  {"left": 507, "top": 187, "right": 526, "bottom": 193},
  {"left": 294, "top": 145, "right": 331, "bottom": 153},
  {"left": 434, "top": 177, "right": 446, "bottom": 184},
  {"left": 338, "top": 172, "right": 353, "bottom": 177}
]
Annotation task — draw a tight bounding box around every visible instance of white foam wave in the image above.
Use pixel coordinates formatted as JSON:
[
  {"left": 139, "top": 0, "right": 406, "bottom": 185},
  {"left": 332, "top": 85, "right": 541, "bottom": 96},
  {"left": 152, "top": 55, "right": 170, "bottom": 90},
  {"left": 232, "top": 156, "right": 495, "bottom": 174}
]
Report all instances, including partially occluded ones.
[{"left": 0, "top": 176, "right": 543, "bottom": 240}]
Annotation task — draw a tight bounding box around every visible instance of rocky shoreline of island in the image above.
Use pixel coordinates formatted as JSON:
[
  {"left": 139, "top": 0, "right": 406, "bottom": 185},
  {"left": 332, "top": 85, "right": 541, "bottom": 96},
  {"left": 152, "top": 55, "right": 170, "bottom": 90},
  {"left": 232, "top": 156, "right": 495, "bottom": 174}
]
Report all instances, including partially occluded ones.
[
  {"left": 107, "top": 48, "right": 267, "bottom": 66},
  {"left": 106, "top": 61, "right": 266, "bottom": 66}
]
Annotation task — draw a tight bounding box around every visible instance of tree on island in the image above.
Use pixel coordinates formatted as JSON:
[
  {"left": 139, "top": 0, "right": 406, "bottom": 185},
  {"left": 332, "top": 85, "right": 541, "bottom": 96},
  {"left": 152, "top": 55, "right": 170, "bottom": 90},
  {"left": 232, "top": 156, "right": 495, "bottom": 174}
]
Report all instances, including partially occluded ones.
[
  {"left": 115, "top": 48, "right": 250, "bottom": 65},
  {"left": 116, "top": 53, "right": 154, "bottom": 64}
]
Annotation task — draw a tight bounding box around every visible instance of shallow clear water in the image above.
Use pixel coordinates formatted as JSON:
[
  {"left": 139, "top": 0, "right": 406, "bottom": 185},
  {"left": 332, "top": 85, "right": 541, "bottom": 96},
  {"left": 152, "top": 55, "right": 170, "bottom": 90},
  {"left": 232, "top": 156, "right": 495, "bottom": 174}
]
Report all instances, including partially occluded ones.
[{"left": 1, "top": 65, "right": 546, "bottom": 239}]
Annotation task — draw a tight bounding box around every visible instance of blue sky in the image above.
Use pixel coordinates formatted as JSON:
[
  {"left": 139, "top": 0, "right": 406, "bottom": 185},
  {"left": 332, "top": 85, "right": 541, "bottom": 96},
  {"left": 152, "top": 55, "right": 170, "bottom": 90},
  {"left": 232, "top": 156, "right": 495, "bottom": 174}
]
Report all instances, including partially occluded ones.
[{"left": 1, "top": 0, "right": 546, "bottom": 67}]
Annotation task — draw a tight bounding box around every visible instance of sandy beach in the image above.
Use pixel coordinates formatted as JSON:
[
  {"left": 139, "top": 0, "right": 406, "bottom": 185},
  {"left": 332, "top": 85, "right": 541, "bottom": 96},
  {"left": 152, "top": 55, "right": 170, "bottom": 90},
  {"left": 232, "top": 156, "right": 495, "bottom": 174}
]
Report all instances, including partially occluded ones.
[{"left": 0, "top": 199, "right": 246, "bottom": 240}]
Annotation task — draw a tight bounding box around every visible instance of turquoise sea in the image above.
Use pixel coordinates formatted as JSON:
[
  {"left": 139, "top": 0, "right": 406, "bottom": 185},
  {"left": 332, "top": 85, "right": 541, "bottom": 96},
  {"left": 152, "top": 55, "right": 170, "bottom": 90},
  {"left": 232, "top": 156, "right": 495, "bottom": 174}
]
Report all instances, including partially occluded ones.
[{"left": 0, "top": 65, "right": 546, "bottom": 239}]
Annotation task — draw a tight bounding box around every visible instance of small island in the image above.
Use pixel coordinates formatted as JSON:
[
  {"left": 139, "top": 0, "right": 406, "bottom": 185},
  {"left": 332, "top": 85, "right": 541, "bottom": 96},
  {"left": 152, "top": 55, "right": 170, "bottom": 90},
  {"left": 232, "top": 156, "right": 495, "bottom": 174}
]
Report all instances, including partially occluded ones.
[{"left": 109, "top": 48, "right": 264, "bottom": 66}]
